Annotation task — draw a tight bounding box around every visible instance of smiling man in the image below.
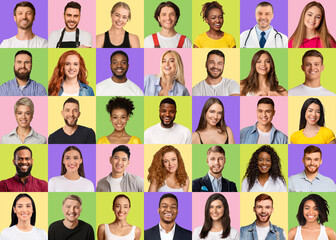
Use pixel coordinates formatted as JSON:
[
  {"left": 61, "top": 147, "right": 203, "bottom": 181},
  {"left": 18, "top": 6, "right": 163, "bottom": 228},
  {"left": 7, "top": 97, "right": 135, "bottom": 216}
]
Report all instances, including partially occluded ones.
[
  {"left": 48, "top": 195, "right": 94, "bottom": 240},
  {"left": 96, "top": 145, "right": 144, "bottom": 192},
  {"left": 240, "top": 97, "right": 287, "bottom": 144}
]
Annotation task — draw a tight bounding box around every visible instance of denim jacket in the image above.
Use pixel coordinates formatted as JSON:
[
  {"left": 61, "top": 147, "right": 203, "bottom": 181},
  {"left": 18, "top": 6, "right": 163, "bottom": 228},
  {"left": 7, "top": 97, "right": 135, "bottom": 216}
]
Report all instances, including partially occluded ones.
[
  {"left": 240, "top": 221, "right": 285, "bottom": 240},
  {"left": 240, "top": 122, "right": 288, "bottom": 144},
  {"left": 58, "top": 80, "right": 94, "bottom": 96}
]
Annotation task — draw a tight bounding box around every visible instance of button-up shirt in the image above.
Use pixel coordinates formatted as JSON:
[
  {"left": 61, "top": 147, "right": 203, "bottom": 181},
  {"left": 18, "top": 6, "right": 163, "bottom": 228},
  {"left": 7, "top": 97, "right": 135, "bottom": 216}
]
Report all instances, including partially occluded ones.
[
  {"left": 255, "top": 25, "right": 272, "bottom": 42},
  {"left": 1, "top": 128, "right": 46, "bottom": 144},
  {"left": 289, "top": 171, "right": 336, "bottom": 192},
  {"left": 208, "top": 172, "right": 222, "bottom": 192},
  {"left": 0, "top": 175, "right": 48, "bottom": 192},
  {"left": 0, "top": 78, "right": 47, "bottom": 96},
  {"left": 159, "top": 223, "right": 176, "bottom": 240}
]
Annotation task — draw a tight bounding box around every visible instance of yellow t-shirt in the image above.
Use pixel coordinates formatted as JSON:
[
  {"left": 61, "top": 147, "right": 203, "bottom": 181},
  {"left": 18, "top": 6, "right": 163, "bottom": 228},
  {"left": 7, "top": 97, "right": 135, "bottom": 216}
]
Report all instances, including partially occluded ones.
[
  {"left": 194, "top": 32, "right": 236, "bottom": 48},
  {"left": 290, "top": 127, "right": 335, "bottom": 144},
  {"left": 97, "top": 136, "right": 142, "bottom": 144}
]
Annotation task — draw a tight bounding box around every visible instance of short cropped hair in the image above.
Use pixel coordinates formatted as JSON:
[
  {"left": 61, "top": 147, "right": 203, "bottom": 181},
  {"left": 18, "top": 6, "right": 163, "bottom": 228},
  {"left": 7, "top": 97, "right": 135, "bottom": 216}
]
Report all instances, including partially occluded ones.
[
  {"left": 254, "top": 193, "right": 273, "bottom": 207},
  {"left": 112, "top": 145, "right": 131, "bottom": 159},
  {"left": 13, "top": 146, "right": 33, "bottom": 159},
  {"left": 160, "top": 98, "right": 176, "bottom": 108},
  {"left": 206, "top": 50, "right": 225, "bottom": 63},
  {"left": 257, "top": 97, "right": 274, "bottom": 108},
  {"left": 207, "top": 145, "right": 225, "bottom": 156},
  {"left": 64, "top": 1, "right": 81, "bottom": 13},
  {"left": 256, "top": 1, "right": 273, "bottom": 12},
  {"left": 15, "top": 50, "right": 32, "bottom": 61},
  {"left": 110, "top": 50, "right": 129, "bottom": 64},
  {"left": 154, "top": 1, "right": 180, "bottom": 27},
  {"left": 62, "top": 195, "right": 82, "bottom": 206},
  {"left": 14, "top": 97, "right": 34, "bottom": 115},
  {"left": 63, "top": 97, "right": 79, "bottom": 109},
  {"left": 14, "top": 1, "right": 35, "bottom": 16},
  {"left": 303, "top": 145, "right": 322, "bottom": 158},
  {"left": 302, "top": 50, "right": 324, "bottom": 65},
  {"left": 159, "top": 193, "right": 178, "bottom": 208}
]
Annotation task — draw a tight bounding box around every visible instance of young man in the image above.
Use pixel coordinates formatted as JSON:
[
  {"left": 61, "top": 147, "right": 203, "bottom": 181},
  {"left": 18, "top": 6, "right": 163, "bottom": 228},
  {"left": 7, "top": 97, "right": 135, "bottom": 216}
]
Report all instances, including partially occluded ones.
[
  {"left": 289, "top": 50, "right": 336, "bottom": 96},
  {"left": 0, "top": 1, "right": 47, "bottom": 48},
  {"left": 192, "top": 145, "right": 237, "bottom": 192},
  {"left": 240, "top": 97, "right": 287, "bottom": 144},
  {"left": 289, "top": 145, "right": 336, "bottom": 192},
  {"left": 240, "top": 2, "right": 287, "bottom": 48},
  {"left": 192, "top": 50, "right": 240, "bottom": 96},
  {"left": 96, "top": 50, "right": 143, "bottom": 96},
  {"left": 48, "top": 1, "right": 92, "bottom": 48},
  {"left": 144, "top": 97, "right": 192, "bottom": 144},
  {"left": 96, "top": 145, "right": 144, "bottom": 192},
  {"left": 144, "top": 1, "right": 192, "bottom": 48},
  {"left": 240, "top": 194, "right": 286, "bottom": 240}
]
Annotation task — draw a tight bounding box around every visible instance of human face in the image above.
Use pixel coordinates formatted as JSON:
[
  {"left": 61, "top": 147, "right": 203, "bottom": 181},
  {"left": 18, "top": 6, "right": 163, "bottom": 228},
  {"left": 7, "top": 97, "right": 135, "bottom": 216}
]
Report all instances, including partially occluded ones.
[
  {"left": 301, "top": 56, "right": 324, "bottom": 82},
  {"left": 257, "top": 103, "right": 275, "bottom": 127},
  {"left": 209, "top": 200, "right": 224, "bottom": 221},
  {"left": 256, "top": 53, "right": 271, "bottom": 76},
  {"left": 305, "top": 103, "right": 320, "bottom": 126},
  {"left": 254, "top": 199, "right": 273, "bottom": 224},
  {"left": 207, "top": 152, "right": 225, "bottom": 175},
  {"left": 113, "top": 197, "right": 130, "bottom": 220},
  {"left": 162, "top": 151, "right": 178, "bottom": 174},
  {"left": 110, "top": 108, "right": 129, "bottom": 131},
  {"left": 111, "top": 54, "right": 128, "bottom": 78},
  {"left": 206, "top": 54, "right": 224, "bottom": 79},
  {"left": 63, "top": 150, "right": 82, "bottom": 174},
  {"left": 303, "top": 200, "right": 319, "bottom": 223},
  {"left": 159, "top": 103, "right": 176, "bottom": 128},
  {"left": 111, "top": 7, "right": 129, "bottom": 28},
  {"left": 110, "top": 151, "right": 129, "bottom": 174},
  {"left": 206, "top": 103, "right": 223, "bottom": 127},
  {"left": 161, "top": 52, "right": 176, "bottom": 77},
  {"left": 303, "top": 152, "right": 322, "bottom": 174},
  {"left": 14, "top": 7, "right": 34, "bottom": 30},
  {"left": 62, "top": 199, "right": 82, "bottom": 223},
  {"left": 13, "top": 197, "right": 33, "bottom": 223},
  {"left": 158, "top": 197, "right": 178, "bottom": 224},
  {"left": 15, "top": 105, "right": 33, "bottom": 128},
  {"left": 64, "top": 55, "right": 80, "bottom": 80},
  {"left": 304, "top": 6, "right": 322, "bottom": 31},
  {"left": 62, "top": 102, "right": 80, "bottom": 127},
  {"left": 64, "top": 8, "right": 81, "bottom": 31},
  {"left": 14, "top": 54, "right": 32, "bottom": 81},
  {"left": 255, "top": 6, "right": 273, "bottom": 30},
  {"left": 205, "top": 8, "right": 223, "bottom": 32},
  {"left": 13, "top": 149, "right": 33, "bottom": 178},
  {"left": 258, "top": 152, "right": 271, "bottom": 174},
  {"left": 158, "top": 6, "right": 177, "bottom": 30}
]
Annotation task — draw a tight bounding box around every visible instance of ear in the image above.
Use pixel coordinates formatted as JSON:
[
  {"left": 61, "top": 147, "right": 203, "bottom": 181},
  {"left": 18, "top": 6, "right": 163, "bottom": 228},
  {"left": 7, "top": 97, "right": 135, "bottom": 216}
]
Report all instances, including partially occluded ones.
[
  {"left": 78, "top": 111, "right": 81, "bottom": 118},
  {"left": 13, "top": 206, "right": 17, "bottom": 214},
  {"left": 110, "top": 156, "right": 113, "bottom": 164},
  {"left": 253, "top": 206, "right": 256, "bottom": 213},
  {"left": 301, "top": 65, "right": 304, "bottom": 72},
  {"left": 321, "top": 64, "right": 324, "bottom": 72},
  {"left": 13, "top": 159, "right": 16, "bottom": 166}
]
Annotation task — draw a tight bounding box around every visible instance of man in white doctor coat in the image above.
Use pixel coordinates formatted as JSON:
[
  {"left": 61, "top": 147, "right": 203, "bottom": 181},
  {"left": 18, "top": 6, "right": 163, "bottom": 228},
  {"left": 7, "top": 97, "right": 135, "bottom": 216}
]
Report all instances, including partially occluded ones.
[{"left": 240, "top": 2, "right": 288, "bottom": 48}]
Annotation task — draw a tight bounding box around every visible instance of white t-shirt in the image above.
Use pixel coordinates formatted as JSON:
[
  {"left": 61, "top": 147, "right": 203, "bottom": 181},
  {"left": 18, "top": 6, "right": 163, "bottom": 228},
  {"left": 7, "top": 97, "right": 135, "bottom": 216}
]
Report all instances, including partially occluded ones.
[
  {"left": 96, "top": 78, "right": 143, "bottom": 96},
  {"left": 257, "top": 128, "right": 271, "bottom": 144},
  {"left": 256, "top": 225, "right": 270, "bottom": 240},
  {"left": 288, "top": 83, "right": 336, "bottom": 96},
  {"left": 106, "top": 175, "right": 123, "bottom": 192},
  {"left": 192, "top": 226, "right": 239, "bottom": 240},
  {"left": 48, "top": 28, "right": 92, "bottom": 48},
  {"left": 144, "top": 123, "right": 192, "bottom": 144},
  {"left": 0, "top": 35, "right": 47, "bottom": 48},
  {"left": 48, "top": 175, "right": 94, "bottom": 192},
  {"left": 144, "top": 32, "right": 192, "bottom": 48},
  {"left": 0, "top": 226, "right": 47, "bottom": 240},
  {"left": 192, "top": 78, "right": 240, "bottom": 96},
  {"left": 241, "top": 177, "right": 287, "bottom": 192}
]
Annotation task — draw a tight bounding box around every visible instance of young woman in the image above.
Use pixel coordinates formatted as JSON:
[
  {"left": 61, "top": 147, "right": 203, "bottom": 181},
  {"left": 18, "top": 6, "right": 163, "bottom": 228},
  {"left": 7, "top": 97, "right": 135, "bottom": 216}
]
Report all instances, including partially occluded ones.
[
  {"left": 289, "top": 1, "right": 336, "bottom": 48},
  {"left": 241, "top": 145, "right": 287, "bottom": 192},
  {"left": 96, "top": 2, "right": 140, "bottom": 48},
  {"left": 144, "top": 50, "right": 189, "bottom": 96},
  {"left": 193, "top": 194, "right": 239, "bottom": 240},
  {"left": 192, "top": 98, "right": 235, "bottom": 144},
  {"left": 240, "top": 50, "right": 287, "bottom": 96},
  {"left": 48, "top": 146, "right": 94, "bottom": 192},
  {"left": 290, "top": 98, "right": 336, "bottom": 144},
  {"left": 97, "top": 97, "right": 141, "bottom": 144},
  {"left": 48, "top": 50, "right": 94, "bottom": 96},
  {"left": 0, "top": 194, "right": 47, "bottom": 240},
  {"left": 97, "top": 194, "right": 141, "bottom": 240},
  {"left": 194, "top": 1, "right": 236, "bottom": 48},
  {"left": 148, "top": 145, "right": 189, "bottom": 192},
  {"left": 1, "top": 97, "right": 46, "bottom": 144},
  {"left": 288, "top": 194, "right": 336, "bottom": 240}
]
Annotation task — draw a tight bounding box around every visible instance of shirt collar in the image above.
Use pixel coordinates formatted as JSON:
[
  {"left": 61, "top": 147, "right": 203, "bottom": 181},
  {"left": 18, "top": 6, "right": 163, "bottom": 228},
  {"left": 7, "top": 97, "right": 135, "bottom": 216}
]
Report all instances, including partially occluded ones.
[
  {"left": 255, "top": 25, "right": 273, "bottom": 35},
  {"left": 159, "top": 222, "right": 176, "bottom": 235},
  {"left": 252, "top": 122, "right": 275, "bottom": 133},
  {"left": 9, "top": 128, "right": 36, "bottom": 137},
  {"left": 154, "top": 75, "right": 177, "bottom": 94},
  {"left": 14, "top": 174, "right": 32, "bottom": 183},
  {"left": 301, "top": 171, "right": 320, "bottom": 181},
  {"left": 15, "top": 78, "right": 31, "bottom": 89}
]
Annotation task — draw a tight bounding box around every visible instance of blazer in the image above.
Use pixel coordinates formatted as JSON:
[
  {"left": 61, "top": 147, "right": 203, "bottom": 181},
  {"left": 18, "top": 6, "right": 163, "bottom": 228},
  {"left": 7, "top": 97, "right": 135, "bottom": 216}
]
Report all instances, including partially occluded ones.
[
  {"left": 192, "top": 173, "right": 237, "bottom": 192},
  {"left": 144, "top": 223, "right": 191, "bottom": 240}
]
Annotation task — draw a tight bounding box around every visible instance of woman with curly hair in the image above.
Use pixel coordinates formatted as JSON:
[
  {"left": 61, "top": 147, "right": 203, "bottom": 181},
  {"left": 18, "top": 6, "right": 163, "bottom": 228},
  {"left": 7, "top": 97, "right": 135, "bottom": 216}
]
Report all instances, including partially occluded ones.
[
  {"left": 194, "top": 1, "right": 235, "bottom": 48},
  {"left": 148, "top": 145, "right": 189, "bottom": 192},
  {"left": 240, "top": 50, "right": 287, "bottom": 96},
  {"left": 241, "top": 145, "right": 286, "bottom": 192},
  {"left": 192, "top": 98, "right": 234, "bottom": 144},
  {"left": 193, "top": 193, "right": 239, "bottom": 240},
  {"left": 288, "top": 194, "right": 336, "bottom": 240},
  {"left": 97, "top": 97, "right": 141, "bottom": 144},
  {"left": 289, "top": 1, "right": 336, "bottom": 48},
  {"left": 290, "top": 98, "right": 336, "bottom": 144},
  {"left": 48, "top": 50, "right": 94, "bottom": 96}
]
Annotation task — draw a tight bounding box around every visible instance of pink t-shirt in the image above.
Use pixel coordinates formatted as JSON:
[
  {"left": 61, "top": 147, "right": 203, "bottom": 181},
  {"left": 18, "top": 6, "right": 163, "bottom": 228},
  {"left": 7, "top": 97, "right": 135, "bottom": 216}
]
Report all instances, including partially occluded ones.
[{"left": 288, "top": 36, "right": 336, "bottom": 48}]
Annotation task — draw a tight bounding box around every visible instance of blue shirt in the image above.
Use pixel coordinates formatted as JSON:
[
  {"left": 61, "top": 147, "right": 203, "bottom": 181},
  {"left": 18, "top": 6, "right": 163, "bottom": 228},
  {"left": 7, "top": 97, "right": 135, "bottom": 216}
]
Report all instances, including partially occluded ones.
[
  {"left": 255, "top": 25, "right": 272, "bottom": 42},
  {"left": 58, "top": 80, "right": 94, "bottom": 96},
  {"left": 208, "top": 172, "right": 222, "bottom": 192},
  {"left": 240, "top": 221, "right": 285, "bottom": 240},
  {"left": 144, "top": 74, "right": 190, "bottom": 96},
  {"left": 0, "top": 78, "right": 47, "bottom": 96},
  {"left": 289, "top": 171, "right": 336, "bottom": 192}
]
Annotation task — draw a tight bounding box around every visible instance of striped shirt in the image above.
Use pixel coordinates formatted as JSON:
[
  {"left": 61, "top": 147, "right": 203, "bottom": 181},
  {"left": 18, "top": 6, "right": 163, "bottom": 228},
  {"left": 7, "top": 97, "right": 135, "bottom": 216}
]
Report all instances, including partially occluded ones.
[{"left": 0, "top": 78, "right": 47, "bottom": 96}]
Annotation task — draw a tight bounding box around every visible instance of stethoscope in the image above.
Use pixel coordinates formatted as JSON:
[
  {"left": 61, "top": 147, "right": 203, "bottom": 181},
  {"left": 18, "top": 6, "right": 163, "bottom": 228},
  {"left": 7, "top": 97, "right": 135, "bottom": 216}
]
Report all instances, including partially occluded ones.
[{"left": 243, "top": 27, "right": 284, "bottom": 48}]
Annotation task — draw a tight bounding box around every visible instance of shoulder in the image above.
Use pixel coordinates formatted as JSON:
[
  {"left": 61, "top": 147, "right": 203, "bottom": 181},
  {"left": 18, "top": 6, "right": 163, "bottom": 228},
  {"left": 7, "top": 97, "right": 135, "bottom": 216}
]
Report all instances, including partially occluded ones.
[
  {"left": 34, "top": 35, "right": 48, "bottom": 47},
  {"left": 174, "top": 123, "right": 191, "bottom": 132},
  {"left": 145, "top": 224, "right": 159, "bottom": 234},
  {"left": 96, "top": 33, "right": 106, "bottom": 48},
  {"left": 129, "top": 136, "right": 142, "bottom": 144},
  {"left": 79, "top": 29, "right": 92, "bottom": 37},
  {"left": 288, "top": 227, "right": 297, "bottom": 239},
  {"left": 176, "top": 224, "right": 192, "bottom": 235},
  {"left": 129, "top": 33, "right": 139, "bottom": 41},
  {"left": 79, "top": 220, "right": 94, "bottom": 230},
  {"left": 224, "top": 32, "right": 235, "bottom": 40},
  {"left": 97, "top": 136, "right": 109, "bottom": 144},
  {"left": 49, "top": 220, "right": 64, "bottom": 228},
  {"left": 240, "top": 125, "right": 254, "bottom": 134},
  {"left": 325, "top": 226, "right": 336, "bottom": 238},
  {"left": 49, "top": 28, "right": 62, "bottom": 37},
  {"left": 97, "top": 223, "right": 105, "bottom": 232},
  {"left": 240, "top": 29, "right": 251, "bottom": 36},
  {"left": 320, "top": 127, "right": 334, "bottom": 134}
]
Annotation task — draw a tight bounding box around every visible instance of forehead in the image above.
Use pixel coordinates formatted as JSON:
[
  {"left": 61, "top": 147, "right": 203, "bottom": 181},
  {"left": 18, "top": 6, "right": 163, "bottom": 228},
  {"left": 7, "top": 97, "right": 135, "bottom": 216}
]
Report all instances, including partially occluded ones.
[
  {"left": 15, "top": 54, "right": 31, "bottom": 62},
  {"left": 160, "top": 197, "right": 177, "bottom": 206},
  {"left": 16, "top": 197, "right": 32, "bottom": 205},
  {"left": 114, "top": 197, "right": 130, "bottom": 205},
  {"left": 304, "top": 199, "right": 317, "bottom": 207},
  {"left": 65, "top": 8, "right": 80, "bottom": 15},
  {"left": 64, "top": 149, "right": 80, "bottom": 156},
  {"left": 304, "top": 152, "right": 321, "bottom": 159},
  {"left": 16, "top": 105, "right": 31, "bottom": 112},
  {"left": 210, "top": 199, "right": 224, "bottom": 206},
  {"left": 303, "top": 56, "right": 322, "bottom": 64},
  {"left": 163, "top": 151, "right": 177, "bottom": 159},
  {"left": 113, "top": 7, "right": 130, "bottom": 15},
  {"left": 207, "top": 54, "right": 224, "bottom": 63},
  {"left": 306, "top": 6, "right": 322, "bottom": 15},
  {"left": 307, "top": 103, "right": 320, "bottom": 110},
  {"left": 208, "top": 8, "right": 223, "bottom": 16},
  {"left": 63, "top": 199, "right": 81, "bottom": 206},
  {"left": 256, "top": 199, "right": 273, "bottom": 207},
  {"left": 112, "top": 151, "right": 128, "bottom": 158},
  {"left": 16, "top": 149, "right": 32, "bottom": 158},
  {"left": 112, "top": 54, "right": 128, "bottom": 62},
  {"left": 256, "top": 6, "right": 273, "bottom": 13},
  {"left": 16, "top": 6, "right": 34, "bottom": 14},
  {"left": 65, "top": 54, "right": 80, "bottom": 62},
  {"left": 163, "top": 52, "right": 175, "bottom": 59},
  {"left": 63, "top": 102, "right": 79, "bottom": 110},
  {"left": 258, "top": 151, "right": 271, "bottom": 158},
  {"left": 208, "top": 103, "right": 223, "bottom": 111},
  {"left": 208, "top": 151, "right": 225, "bottom": 158},
  {"left": 160, "top": 6, "right": 176, "bottom": 15},
  {"left": 257, "top": 103, "right": 274, "bottom": 110},
  {"left": 160, "top": 103, "right": 176, "bottom": 110}
]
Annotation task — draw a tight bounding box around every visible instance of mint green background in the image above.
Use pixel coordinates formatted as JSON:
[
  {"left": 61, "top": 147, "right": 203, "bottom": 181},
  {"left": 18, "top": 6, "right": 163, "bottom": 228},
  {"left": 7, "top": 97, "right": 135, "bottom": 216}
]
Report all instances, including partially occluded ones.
[
  {"left": 240, "top": 48, "right": 288, "bottom": 90},
  {"left": 0, "top": 48, "right": 48, "bottom": 89},
  {"left": 144, "top": 0, "right": 192, "bottom": 40},
  {"left": 192, "top": 144, "right": 241, "bottom": 191},
  {"left": 96, "top": 96, "right": 144, "bottom": 143},
  {"left": 192, "top": 0, "right": 240, "bottom": 46}
]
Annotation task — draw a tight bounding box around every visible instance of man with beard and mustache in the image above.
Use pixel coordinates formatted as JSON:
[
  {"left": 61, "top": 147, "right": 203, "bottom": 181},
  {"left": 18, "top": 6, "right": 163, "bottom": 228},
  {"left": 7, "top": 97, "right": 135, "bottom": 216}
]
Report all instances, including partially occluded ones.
[
  {"left": 0, "top": 1, "right": 47, "bottom": 48},
  {"left": 0, "top": 146, "right": 48, "bottom": 192},
  {"left": 48, "top": 1, "right": 92, "bottom": 48},
  {"left": 289, "top": 145, "right": 336, "bottom": 192},
  {"left": 192, "top": 145, "right": 237, "bottom": 192},
  {"left": 96, "top": 51, "right": 143, "bottom": 96},
  {"left": 192, "top": 50, "right": 240, "bottom": 96},
  {"left": 0, "top": 50, "right": 47, "bottom": 96},
  {"left": 48, "top": 97, "right": 96, "bottom": 144},
  {"left": 144, "top": 97, "right": 191, "bottom": 144},
  {"left": 240, "top": 194, "right": 286, "bottom": 240}
]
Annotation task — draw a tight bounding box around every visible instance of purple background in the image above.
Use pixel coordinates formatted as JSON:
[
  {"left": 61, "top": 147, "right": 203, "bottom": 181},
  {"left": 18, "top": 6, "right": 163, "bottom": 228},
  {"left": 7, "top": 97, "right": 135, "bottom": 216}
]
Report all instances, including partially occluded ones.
[
  {"left": 96, "top": 48, "right": 144, "bottom": 91},
  {"left": 0, "top": 0, "right": 48, "bottom": 41},
  {"left": 48, "top": 144, "right": 96, "bottom": 190},
  {"left": 240, "top": 0, "right": 288, "bottom": 35},
  {"left": 192, "top": 96, "right": 240, "bottom": 144},
  {"left": 144, "top": 192, "right": 192, "bottom": 230},
  {"left": 288, "top": 144, "right": 336, "bottom": 182}
]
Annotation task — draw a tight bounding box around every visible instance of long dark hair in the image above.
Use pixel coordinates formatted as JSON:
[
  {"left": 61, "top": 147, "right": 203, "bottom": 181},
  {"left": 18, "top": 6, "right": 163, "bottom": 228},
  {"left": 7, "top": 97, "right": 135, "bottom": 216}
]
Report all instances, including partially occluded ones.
[
  {"left": 299, "top": 98, "right": 325, "bottom": 130},
  {"left": 61, "top": 146, "right": 85, "bottom": 177},
  {"left": 11, "top": 193, "right": 36, "bottom": 227}
]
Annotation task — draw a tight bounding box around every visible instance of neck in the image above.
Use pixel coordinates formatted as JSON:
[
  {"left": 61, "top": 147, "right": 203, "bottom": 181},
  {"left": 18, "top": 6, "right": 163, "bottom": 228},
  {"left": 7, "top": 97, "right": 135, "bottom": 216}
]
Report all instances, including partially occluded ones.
[
  {"left": 258, "top": 173, "right": 270, "bottom": 181},
  {"left": 63, "top": 219, "right": 79, "bottom": 229},
  {"left": 16, "top": 29, "right": 34, "bottom": 40},
  {"left": 113, "top": 218, "right": 128, "bottom": 226},
  {"left": 304, "top": 123, "right": 320, "bottom": 131},
  {"left": 161, "top": 75, "right": 175, "bottom": 84},
  {"left": 211, "top": 220, "right": 223, "bottom": 229},
  {"left": 111, "top": 171, "right": 124, "bottom": 178},
  {"left": 63, "top": 125, "right": 78, "bottom": 135},
  {"left": 258, "top": 75, "right": 268, "bottom": 86},
  {"left": 257, "top": 122, "right": 272, "bottom": 133},
  {"left": 110, "top": 26, "right": 125, "bottom": 33},
  {"left": 160, "top": 221, "right": 175, "bottom": 233},
  {"left": 209, "top": 171, "right": 222, "bottom": 179},
  {"left": 64, "top": 77, "right": 78, "bottom": 84},
  {"left": 17, "top": 126, "right": 32, "bottom": 135},
  {"left": 159, "top": 28, "right": 177, "bottom": 37},
  {"left": 305, "top": 29, "right": 318, "bottom": 39},
  {"left": 65, "top": 26, "right": 77, "bottom": 32},
  {"left": 18, "top": 174, "right": 30, "bottom": 183},
  {"left": 16, "top": 220, "right": 33, "bottom": 231},
  {"left": 305, "top": 170, "right": 318, "bottom": 181},
  {"left": 161, "top": 123, "right": 173, "bottom": 129},
  {"left": 257, "top": 25, "right": 270, "bottom": 31},
  {"left": 256, "top": 219, "right": 270, "bottom": 227},
  {"left": 205, "top": 77, "right": 222, "bottom": 85},
  {"left": 303, "top": 221, "right": 320, "bottom": 228},
  {"left": 111, "top": 76, "right": 127, "bottom": 84},
  {"left": 303, "top": 79, "right": 321, "bottom": 88},
  {"left": 64, "top": 172, "right": 80, "bottom": 180},
  {"left": 207, "top": 29, "right": 223, "bottom": 36},
  {"left": 16, "top": 78, "right": 29, "bottom": 86},
  {"left": 111, "top": 129, "right": 127, "bottom": 136}
]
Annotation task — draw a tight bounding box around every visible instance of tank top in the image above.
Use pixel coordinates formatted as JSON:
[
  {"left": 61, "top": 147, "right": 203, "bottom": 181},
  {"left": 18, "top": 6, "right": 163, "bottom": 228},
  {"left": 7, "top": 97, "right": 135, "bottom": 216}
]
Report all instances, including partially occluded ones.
[
  {"left": 158, "top": 181, "right": 184, "bottom": 192},
  {"left": 196, "top": 131, "right": 229, "bottom": 144},
  {"left": 104, "top": 224, "right": 136, "bottom": 240},
  {"left": 103, "top": 31, "right": 131, "bottom": 48},
  {"left": 294, "top": 225, "right": 328, "bottom": 240}
]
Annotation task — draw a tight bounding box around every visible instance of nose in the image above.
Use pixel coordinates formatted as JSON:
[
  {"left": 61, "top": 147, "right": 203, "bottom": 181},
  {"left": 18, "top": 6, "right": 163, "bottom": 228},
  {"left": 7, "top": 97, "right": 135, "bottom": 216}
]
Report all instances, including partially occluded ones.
[{"left": 214, "top": 159, "right": 219, "bottom": 164}]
